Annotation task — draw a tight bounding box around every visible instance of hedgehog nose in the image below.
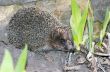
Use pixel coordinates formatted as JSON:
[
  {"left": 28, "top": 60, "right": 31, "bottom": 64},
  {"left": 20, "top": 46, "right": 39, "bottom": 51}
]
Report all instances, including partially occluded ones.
[{"left": 65, "top": 40, "right": 74, "bottom": 51}]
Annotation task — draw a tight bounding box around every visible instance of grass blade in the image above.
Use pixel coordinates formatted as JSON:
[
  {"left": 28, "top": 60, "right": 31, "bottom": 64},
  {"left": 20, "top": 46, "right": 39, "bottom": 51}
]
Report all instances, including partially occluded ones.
[
  {"left": 78, "top": 5, "right": 88, "bottom": 42},
  {"left": 71, "top": 0, "right": 81, "bottom": 29},
  {"left": 70, "top": 0, "right": 89, "bottom": 50},
  {"left": 88, "top": 17, "right": 94, "bottom": 53},
  {"left": 15, "top": 44, "right": 28, "bottom": 72},
  {"left": 70, "top": 14, "right": 80, "bottom": 50},
  {"left": 0, "top": 50, "right": 14, "bottom": 72},
  {"left": 70, "top": 0, "right": 82, "bottom": 50},
  {"left": 100, "top": 9, "right": 110, "bottom": 42}
]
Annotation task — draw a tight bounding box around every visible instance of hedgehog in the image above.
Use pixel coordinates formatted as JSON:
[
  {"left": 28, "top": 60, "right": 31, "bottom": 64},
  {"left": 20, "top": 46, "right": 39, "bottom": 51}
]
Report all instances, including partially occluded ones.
[{"left": 7, "top": 7, "right": 73, "bottom": 52}]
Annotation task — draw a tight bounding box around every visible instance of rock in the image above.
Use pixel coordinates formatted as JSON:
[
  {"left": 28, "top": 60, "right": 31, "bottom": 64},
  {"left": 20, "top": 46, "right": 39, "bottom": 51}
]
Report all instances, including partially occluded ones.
[{"left": 91, "top": 0, "right": 110, "bottom": 32}]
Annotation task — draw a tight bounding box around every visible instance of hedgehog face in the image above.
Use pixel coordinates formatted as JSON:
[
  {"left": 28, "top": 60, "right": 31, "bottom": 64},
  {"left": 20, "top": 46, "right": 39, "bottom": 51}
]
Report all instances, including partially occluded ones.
[{"left": 49, "top": 26, "right": 74, "bottom": 51}]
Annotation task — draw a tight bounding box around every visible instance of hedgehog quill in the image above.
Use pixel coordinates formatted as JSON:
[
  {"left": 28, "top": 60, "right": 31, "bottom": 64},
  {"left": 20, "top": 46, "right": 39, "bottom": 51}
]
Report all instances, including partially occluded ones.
[{"left": 7, "top": 7, "right": 74, "bottom": 52}]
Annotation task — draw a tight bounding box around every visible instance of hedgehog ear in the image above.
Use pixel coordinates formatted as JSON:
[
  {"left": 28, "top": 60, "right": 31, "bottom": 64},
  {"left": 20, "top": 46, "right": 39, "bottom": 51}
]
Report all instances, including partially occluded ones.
[{"left": 50, "top": 28, "right": 59, "bottom": 40}]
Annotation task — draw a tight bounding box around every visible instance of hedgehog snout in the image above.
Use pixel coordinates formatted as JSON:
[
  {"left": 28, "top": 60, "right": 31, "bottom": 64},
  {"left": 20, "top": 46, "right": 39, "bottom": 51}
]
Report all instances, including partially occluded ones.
[
  {"left": 64, "top": 40, "right": 74, "bottom": 51},
  {"left": 61, "top": 29, "right": 74, "bottom": 51}
]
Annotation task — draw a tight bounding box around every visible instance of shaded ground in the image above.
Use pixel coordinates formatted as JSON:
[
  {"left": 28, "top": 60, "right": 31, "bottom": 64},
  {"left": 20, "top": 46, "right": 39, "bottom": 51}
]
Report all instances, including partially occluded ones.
[{"left": 0, "top": 42, "right": 91, "bottom": 72}]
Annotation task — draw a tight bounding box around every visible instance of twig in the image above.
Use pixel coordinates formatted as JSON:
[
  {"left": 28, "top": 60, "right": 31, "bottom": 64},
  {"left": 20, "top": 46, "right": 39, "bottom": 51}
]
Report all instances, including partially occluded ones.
[
  {"left": 63, "top": 52, "right": 73, "bottom": 72},
  {"left": 94, "top": 52, "right": 110, "bottom": 57},
  {"left": 107, "top": 33, "right": 110, "bottom": 59},
  {"left": 97, "top": 62, "right": 106, "bottom": 72},
  {"left": 63, "top": 65, "right": 80, "bottom": 71},
  {"left": 64, "top": 52, "right": 73, "bottom": 66},
  {"left": 87, "top": 52, "right": 97, "bottom": 72}
]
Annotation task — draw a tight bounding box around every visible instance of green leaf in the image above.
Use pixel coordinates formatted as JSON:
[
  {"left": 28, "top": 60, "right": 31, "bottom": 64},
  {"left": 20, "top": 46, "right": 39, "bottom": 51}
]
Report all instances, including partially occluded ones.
[
  {"left": 78, "top": 5, "right": 88, "bottom": 42},
  {"left": 70, "top": 0, "right": 89, "bottom": 50},
  {"left": 70, "top": 0, "right": 82, "bottom": 50},
  {"left": 100, "top": 9, "right": 110, "bottom": 42},
  {"left": 108, "top": 12, "right": 110, "bottom": 24},
  {"left": 88, "top": 17, "right": 94, "bottom": 53},
  {"left": 0, "top": 50, "right": 14, "bottom": 72},
  {"left": 70, "top": 15, "right": 80, "bottom": 50},
  {"left": 71, "top": 0, "right": 81, "bottom": 29},
  {"left": 15, "top": 44, "right": 28, "bottom": 72}
]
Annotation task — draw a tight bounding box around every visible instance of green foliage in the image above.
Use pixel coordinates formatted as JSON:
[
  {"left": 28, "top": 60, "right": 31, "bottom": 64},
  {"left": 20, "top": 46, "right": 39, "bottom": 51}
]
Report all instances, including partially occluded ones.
[
  {"left": 0, "top": 50, "right": 14, "bottom": 72},
  {"left": 15, "top": 44, "right": 28, "bottom": 72},
  {"left": 0, "top": 44, "right": 28, "bottom": 72},
  {"left": 87, "top": 17, "right": 94, "bottom": 53},
  {"left": 100, "top": 9, "right": 110, "bottom": 42},
  {"left": 70, "top": 0, "right": 89, "bottom": 50}
]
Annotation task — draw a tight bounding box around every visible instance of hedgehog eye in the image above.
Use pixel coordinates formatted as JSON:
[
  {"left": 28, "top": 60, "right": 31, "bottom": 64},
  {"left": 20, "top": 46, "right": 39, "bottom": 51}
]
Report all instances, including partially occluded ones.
[{"left": 60, "top": 38, "right": 66, "bottom": 44}]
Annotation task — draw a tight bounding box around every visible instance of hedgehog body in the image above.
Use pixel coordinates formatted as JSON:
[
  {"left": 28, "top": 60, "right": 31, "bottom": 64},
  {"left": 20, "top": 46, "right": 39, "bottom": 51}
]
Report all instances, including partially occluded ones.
[{"left": 8, "top": 7, "right": 73, "bottom": 52}]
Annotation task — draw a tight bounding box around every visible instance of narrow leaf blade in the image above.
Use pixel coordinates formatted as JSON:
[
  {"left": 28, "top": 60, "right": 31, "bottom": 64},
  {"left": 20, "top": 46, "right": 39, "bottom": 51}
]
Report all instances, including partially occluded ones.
[
  {"left": 71, "top": 0, "right": 81, "bottom": 28},
  {"left": 70, "top": 15, "right": 80, "bottom": 50},
  {"left": 0, "top": 50, "right": 14, "bottom": 72},
  {"left": 100, "top": 9, "right": 110, "bottom": 41},
  {"left": 78, "top": 5, "right": 88, "bottom": 43},
  {"left": 15, "top": 44, "right": 28, "bottom": 72},
  {"left": 88, "top": 17, "right": 94, "bottom": 53}
]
